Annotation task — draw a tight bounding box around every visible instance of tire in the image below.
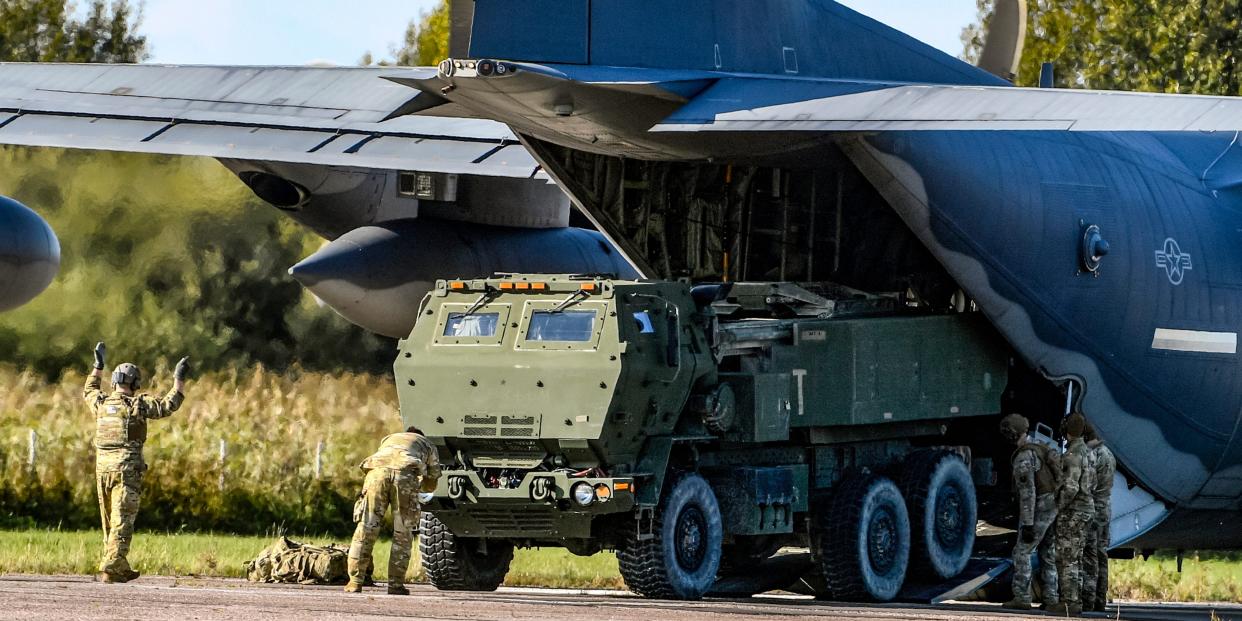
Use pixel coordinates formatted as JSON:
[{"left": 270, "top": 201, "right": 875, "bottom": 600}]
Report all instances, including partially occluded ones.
[
  {"left": 900, "top": 450, "right": 977, "bottom": 581},
  {"left": 813, "top": 474, "right": 910, "bottom": 602},
  {"left": 419, "top": 512, "right": 514, "bottom": 591},
  {"left": 618, "top": 472, "right": 723, "bottom": 600}
]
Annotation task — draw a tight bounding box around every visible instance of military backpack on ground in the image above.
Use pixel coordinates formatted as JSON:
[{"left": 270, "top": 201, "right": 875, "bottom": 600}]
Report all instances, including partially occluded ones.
[{"left": 244, "top": 536, "right": 349, "bottom": 585}]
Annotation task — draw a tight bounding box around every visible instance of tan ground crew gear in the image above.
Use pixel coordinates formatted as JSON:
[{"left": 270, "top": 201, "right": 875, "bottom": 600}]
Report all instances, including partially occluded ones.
[
  {"left": 1082, "top": 440, "right": 1116, "bottom": 612},
  {"left": 346, "top": 432, "right": 441, "bottom": 592},
  {"left": 85, "top": 372, "right": 183, "bottom": 578}
]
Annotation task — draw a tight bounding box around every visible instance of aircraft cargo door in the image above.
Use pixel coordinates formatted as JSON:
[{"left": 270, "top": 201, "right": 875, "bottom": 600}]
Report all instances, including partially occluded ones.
[{"left": 470, "top": 0, "right": 590, "bottom": 64}]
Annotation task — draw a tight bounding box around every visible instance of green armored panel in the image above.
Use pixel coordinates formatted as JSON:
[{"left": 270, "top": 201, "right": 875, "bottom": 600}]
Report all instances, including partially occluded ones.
[
  {"left": 721, "top": 372, "right": 792, "bottom": 443},
  {"left": 767, "top": 314, "right": 1005, "bottom": 428},
  {"left": 394, "top": 276, "right": 624, "bottom": 458}
]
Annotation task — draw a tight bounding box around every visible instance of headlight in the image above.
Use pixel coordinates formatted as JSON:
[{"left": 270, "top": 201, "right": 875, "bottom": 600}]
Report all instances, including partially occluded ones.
[
  {"left": 571, "top": 481, "right": 596, "bottom": 506},
  {"left": 593, "top": 483, "right": 612, "bottom": 503}
]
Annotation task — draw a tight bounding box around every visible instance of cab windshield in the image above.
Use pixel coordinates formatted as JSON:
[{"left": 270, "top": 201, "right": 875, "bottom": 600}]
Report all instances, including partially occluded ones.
[
  {"left": 444, "top": 313, "right": 499, "bottom": 337},
  {"left": 526, "top": 311, "right": 596, "bottom": 342}
]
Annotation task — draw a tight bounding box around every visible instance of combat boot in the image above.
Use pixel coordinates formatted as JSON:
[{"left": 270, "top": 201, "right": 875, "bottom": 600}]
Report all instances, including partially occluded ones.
[
  {"left": 97, "top": 571, "right": 130, "bottom": 584},
  {"left": 122, "top": 569, "right": 140, "bottom": 581},
  {"left": 1045, "top": 602, "right": 1083, "bottom": 617},
  {"left": 387, "top": 584, "right": 410, "bottom": 596},
  {"left": 1000, "top": 598, "right": 1032, "bottom": 611},
  {"left": 343, "top": 580, "right": 364, "bottom": 593}
]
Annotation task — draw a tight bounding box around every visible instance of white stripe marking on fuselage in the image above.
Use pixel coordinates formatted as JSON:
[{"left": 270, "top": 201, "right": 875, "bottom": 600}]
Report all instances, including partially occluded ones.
[{"left": 1151, "top": 328, "right": 1238, "bottom": 354}]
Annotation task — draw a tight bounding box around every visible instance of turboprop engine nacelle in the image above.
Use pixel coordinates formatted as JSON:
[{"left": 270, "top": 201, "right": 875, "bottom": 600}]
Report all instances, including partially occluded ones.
[
  {"left": 288, "top": 219, "right": 639, "bottom": 337},
  {"left": 0, "top": 196, "right": 60, "bottom": 312}
]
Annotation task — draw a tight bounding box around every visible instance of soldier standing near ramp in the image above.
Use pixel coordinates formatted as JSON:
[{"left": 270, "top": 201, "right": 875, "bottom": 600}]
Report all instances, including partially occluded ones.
[
  {"left": 1048, "top": 412, "right": 1095, "bottom": 617},
  {"left": 1081, "top": 422, "right": 1116, "bottom": 612},
  {"left": 85, "top": 342, "right": 189, "bottom": 583},
  {"left": 999, "top": 414, "right": 1059, "bottom": 611},
  {"left": 345, "top": 427, "right": 441, "bottom": 595}
]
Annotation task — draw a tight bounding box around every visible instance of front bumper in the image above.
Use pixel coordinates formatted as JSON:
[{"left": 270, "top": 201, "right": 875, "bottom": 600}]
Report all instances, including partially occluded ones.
[{"left": 424, "top": 470, "right": 635, "bottom": 538}]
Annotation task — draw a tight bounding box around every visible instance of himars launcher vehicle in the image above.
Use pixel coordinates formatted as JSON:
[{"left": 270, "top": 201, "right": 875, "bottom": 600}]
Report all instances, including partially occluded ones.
[
  {"left": 402, "top": 273, "right": 1007, "bottom": 600},
  {"left": 387, "top": 0, "right": 1242, "bottom": 601}
]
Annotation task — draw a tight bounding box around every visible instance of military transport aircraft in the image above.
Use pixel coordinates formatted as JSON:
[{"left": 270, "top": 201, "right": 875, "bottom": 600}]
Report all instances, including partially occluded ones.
[{"left": 1, "top": 0, "right": 1239, "bottom": 559}]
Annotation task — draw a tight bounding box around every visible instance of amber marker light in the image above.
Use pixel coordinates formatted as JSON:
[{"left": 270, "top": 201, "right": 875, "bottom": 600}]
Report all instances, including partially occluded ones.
[
  {"left": 593, "top": 483, "right": 613, "bottom": 503},
  {"left": 450, "top": 282, "right": 466, "bottom": 290},
  {"left": 516, "top": 282, "right": 531, "bottom": 291},
  {"left": 532, "top": 282, "right": 548, "bottom": 291},
  {"left": 499, "top": 282, "right": 515, "bottom": 290},
  {"left": 614, "top": 482, "right": 631, "bottom": 492},
  {"left": 580, "top": 283, "right": 598, "bottom": 292}
]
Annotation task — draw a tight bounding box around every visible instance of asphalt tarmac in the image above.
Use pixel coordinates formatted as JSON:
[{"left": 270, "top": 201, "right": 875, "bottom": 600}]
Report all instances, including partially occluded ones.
[{"left": 0, "top": 575, "right": 1237, "bottom": 621}]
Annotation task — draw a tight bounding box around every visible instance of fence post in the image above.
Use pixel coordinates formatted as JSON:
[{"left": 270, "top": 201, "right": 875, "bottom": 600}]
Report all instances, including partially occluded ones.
[
  {"left": 218, "top": 438, "right": 227, "bottom": 491},
  {"left": 314, "top": 440, "right": 324, "bottom": 480},
  {"left": 27, "top": 429, "right": 37, "bottom": 473}
]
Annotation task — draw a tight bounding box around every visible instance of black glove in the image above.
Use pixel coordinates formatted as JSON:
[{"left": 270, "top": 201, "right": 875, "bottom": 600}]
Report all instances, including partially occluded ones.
[
  {"left": 174, "top": 356, "right": 190, "bottom": 382},
  {"left": 1019, "top": 524, "right": 1036, "bottom": 545},
  {"left": 93, "top": 342, "right": 107, "bottom": 370}
]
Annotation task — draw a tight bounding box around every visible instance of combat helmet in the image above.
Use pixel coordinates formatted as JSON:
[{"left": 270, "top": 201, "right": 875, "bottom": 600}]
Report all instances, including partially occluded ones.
[
  {"left": 998, "top": 413, "right": 1029, "bottom": 443},
  {"left": 112, "top": 363, "right": 142, "bottom": 390},
  {"left": 1061, "top": 412, "right": 1086, "bottom": 438}
]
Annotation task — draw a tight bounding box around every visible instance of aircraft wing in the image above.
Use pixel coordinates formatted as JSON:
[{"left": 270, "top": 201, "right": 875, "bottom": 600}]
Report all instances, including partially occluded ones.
[
  {"left": 0, "top": 63, "right": 540, "bottom": 178},
  {"left": 650, "top": 78, "right": 1242, "bottom": 133}
]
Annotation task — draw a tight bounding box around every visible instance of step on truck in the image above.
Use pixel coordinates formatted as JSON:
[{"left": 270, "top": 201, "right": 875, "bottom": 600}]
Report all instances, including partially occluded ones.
[{"left": 398, "top": 273, "right": 1010, "bottom": 601}]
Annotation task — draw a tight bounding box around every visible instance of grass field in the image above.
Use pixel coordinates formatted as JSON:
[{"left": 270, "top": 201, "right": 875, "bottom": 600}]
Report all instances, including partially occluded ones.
[
  {"left": 0, "top": 529, "right": 625, "bottom": 589},
  {"left": 2, "top": 530, "right": 1240, "bottom": 602},
  {"left": 1110, "top": 552, "right": 1242, "bottom": 603}
]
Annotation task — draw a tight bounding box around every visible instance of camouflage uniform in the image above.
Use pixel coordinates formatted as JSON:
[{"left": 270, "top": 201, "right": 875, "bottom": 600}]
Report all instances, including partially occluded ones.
[
  {"left": 1009, "top": 442, "right": 1059, "bottom": 606},
  {"left": 1082, "top": 442, "right": 1116, "bottom": 611},
  {"left": 85, "top": 374, "right": 183, "bottom": 577},
  {"left": 1054, "top": 436, "right": 1096, "bottom": 610},
  {"left": 347, "top": 432, "right": 441, "bottom": 590}
]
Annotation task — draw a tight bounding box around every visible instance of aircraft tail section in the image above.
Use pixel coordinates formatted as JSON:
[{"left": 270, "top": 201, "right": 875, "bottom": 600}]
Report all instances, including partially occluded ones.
[{"left": 467, "top": 0, "right": 1007, "bottom": 86}]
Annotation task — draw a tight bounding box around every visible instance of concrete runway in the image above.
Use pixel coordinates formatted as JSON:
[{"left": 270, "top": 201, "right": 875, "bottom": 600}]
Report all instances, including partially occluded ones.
[{"left": 1, "top": 575, "right": 1238, "bottom": 621}]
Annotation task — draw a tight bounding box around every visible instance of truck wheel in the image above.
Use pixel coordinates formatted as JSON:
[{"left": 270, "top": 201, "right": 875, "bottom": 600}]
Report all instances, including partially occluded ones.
[
  {"left": 618, "top": 473, "right": 723, "bottom": 600},
  {"left": 813, "top": 474, "right": 910, "bottom": 602},
  {"left": 901, "top": 450, "right": 977, "bottom": 581},
  {"left": 419, "top": 512, "right": 514, "bottom": 591}
]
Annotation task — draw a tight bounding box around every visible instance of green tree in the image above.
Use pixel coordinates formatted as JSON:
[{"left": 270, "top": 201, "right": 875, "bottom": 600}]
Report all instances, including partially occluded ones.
[
  {"left": 0, "top": 0, "right": 147, "bottom": 63},
  {"left": 963, "top": 0, "right": 1242, "bottom": 95},
  {"left": 359, "top": 0, "right": 450, "bottom": 67}
]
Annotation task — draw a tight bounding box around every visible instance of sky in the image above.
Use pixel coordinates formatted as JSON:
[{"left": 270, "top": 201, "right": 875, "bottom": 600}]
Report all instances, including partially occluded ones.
[{"left": 137, "top": 0, "right": 981, "bottom": 66}]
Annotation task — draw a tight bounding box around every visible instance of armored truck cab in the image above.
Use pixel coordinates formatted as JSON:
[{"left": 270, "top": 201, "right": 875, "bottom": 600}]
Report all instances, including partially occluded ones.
[{"left": 397, "top": 274, "right": 1008, "bottom": 600}]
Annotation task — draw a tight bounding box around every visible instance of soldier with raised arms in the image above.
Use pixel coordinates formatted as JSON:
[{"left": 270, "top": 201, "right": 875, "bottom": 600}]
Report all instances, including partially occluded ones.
[
  {"left": 999, "top": 413, "right": 1060, "bottom": 611},
  {"left": 1049, "top": 412, "right": 1096, "bottom": 617},
  {"left": 1081, "top": 422, "right": 1116, "bottom": 612},
  {"left": 85, "top": 342, "right": 189, "bottom": 583},
  {"left": 345, "top": 427, "right": 442, "bottom": 595}
]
